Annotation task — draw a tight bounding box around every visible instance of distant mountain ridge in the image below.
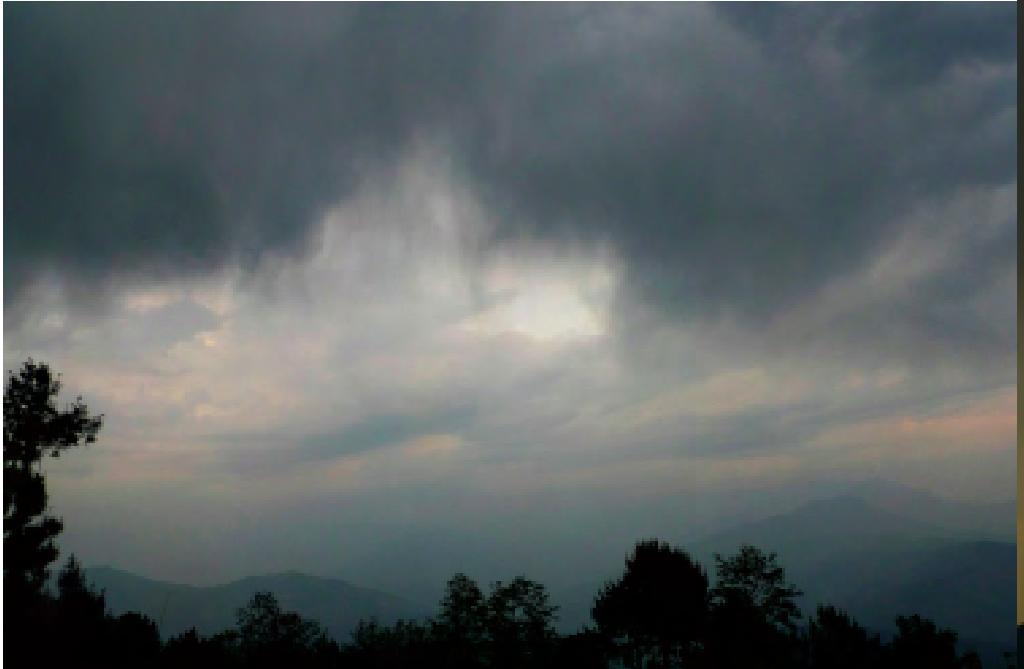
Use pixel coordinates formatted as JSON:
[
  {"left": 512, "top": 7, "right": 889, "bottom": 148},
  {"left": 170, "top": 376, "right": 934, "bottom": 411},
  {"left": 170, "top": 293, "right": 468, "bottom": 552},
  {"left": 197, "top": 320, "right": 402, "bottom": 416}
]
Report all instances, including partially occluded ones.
[
  {"left": 81, "top": 567, "right": 426, "bottom": 642},
  {"left": 82, "top": 487, "right": 1014, "bottom": 665},
  {"left": 552, "top": 492, "right": 1014, "bottom": 667},
  {"left": 694, "top": 493, "right": 1013, "bottom": 657},
  {"left": 828, "top": 478, "right": 1014, "bottom": 541}
]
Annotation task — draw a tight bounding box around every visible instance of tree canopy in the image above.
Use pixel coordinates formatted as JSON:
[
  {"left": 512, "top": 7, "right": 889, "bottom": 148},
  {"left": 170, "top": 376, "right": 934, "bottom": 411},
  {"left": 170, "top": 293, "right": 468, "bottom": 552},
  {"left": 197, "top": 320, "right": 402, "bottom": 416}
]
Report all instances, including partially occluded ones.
[
  {"left": 593, "top": 539, "right": 709, "bottom": 668},
  {"left": 4, "top": 359, "right": 102, "bottom": 602}
]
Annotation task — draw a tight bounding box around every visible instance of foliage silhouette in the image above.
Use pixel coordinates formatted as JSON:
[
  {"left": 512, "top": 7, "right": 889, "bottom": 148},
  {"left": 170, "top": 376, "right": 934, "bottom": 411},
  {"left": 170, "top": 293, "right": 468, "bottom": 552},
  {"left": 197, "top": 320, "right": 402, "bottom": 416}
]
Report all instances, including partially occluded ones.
[
  {"left": 18, "top": 553, "right": 164, "bottom": 667},
  {"left": 110, "top": 611, "right": 163, "bottom": 664},
  {"left": 3, "top": 360, "right": 109, "bottom": 664},
  {"left": 806, "top": 604, "right": 883, "bottom": 669},
  {"left": 4, "top": 359, "right": 102, "bottom": 604},
  {"left": 235, "top": 591, "right": 336, "bottom": 667},
  {"left": 162, "top": 627, "right": 242, "bottom": 667},
  {"left": 592, "top": 539, "right": 709, "bottom": 668},
  {"left": 52, "top": 554, "right": 112, "bottom": 663},
  {"left": 485, "top": 576, "right": 558, "bottom": 669},
  {"left": 887, "top": 614, "right": 961, "bottom": 669},
  {"left": 712, "top": 544, "right": 803, "bottom": 634},
  {"left": 551, "top": 628, "right": 611, "bottom": 669},
  {"left": 433, "top": 573, "right": 489, "bottom": 668},
  {"left": 705, "top": 544, "right": 804, "bottom": 669},
  {"left": 345, "top": 618, "right": 436, "bottom": 668}
]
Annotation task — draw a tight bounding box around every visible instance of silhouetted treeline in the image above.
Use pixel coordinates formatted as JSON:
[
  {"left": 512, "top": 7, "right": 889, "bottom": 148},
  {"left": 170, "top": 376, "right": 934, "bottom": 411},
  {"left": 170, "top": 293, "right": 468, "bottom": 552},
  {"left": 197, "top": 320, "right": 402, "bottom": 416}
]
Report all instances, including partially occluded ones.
[
  {"left": 7, "top": 542, "right": 1003, "bottom": 669},
  {"left": 2, "top": 360, "right": 1011, "bottom": 668}
]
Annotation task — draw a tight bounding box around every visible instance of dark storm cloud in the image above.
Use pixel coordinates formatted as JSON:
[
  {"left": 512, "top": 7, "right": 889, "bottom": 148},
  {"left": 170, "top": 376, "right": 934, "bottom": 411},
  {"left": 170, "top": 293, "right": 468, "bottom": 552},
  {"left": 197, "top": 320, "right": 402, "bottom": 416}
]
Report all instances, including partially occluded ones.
[
  {"left": 718, "top": 3, "right": 1016, "bottom": 86},
  {"left": 6, "top": 4, "right": 1016, "bottom": 324},
  {"left": 835, "top": 3, "right": 1017, "bottom": 86},
  {"left": 5, "top": 4, "right": 487, "bottom": 303},
  {"left": 457, "top": 4, "right": 1015, "bottom": 320}
]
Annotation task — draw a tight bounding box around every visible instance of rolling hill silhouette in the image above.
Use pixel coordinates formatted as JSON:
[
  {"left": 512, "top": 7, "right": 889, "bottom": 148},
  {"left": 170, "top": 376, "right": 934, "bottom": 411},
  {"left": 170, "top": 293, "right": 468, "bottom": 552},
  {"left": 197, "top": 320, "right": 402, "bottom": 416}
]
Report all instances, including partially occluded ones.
[
  {"left": 82, "top": 568, "right": 427, "bottom": 642},
  {"left": 82, "top": 489, "right": 1013, "bottom": 664}
]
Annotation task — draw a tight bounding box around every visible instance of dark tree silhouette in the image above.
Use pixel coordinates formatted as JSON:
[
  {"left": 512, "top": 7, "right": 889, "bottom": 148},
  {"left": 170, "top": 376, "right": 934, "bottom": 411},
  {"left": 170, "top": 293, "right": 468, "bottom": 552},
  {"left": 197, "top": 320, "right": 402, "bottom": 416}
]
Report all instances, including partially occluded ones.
[
  {"left": 55, "top": 554, "right": 107, "bottom": 619},
  {"left": 4, "top": 359, "right": 102, "bottom": 603},
  {"left": 959, "top": 650, "right": 984, "bottom": 669},
  {"left": 110, "top": 611, "right": 162, "bottom": 665},
  {"left": 52, "top": 553, "right": 110, "bottom": 664},
  {"left": 162, "top": 628, "right": 242, "bottom": 668},
  {"left": 552, "top": 628, "right": 612, "bottom": 669},
  {"left": 344, "top": 573, "right": 558, "bottom": 669},
  {"left": 235, "top": 591, "right": 333, "bottom": 667},
  {"left": 40, "top": 553, "right": 160, "bottom": 667},
  {"left": 887, "top": 614, "right": 961, "bottom": 669},
  {"left": 592, "top": 539, "right": 709, "bottom": 668},
  {"left": 0, "top": 531, "right": 990, "bottom": 668},
  {"left": 712, "top": 545, "right": 802, "bottom": 633},
  {"left": 706, "top": 545, "right": 803, "bottom": 669},
  {"left": 346, "top": 618, "right": 436, "bottom": 668},
  {"left": 485, "top": 576, "right": 558, "bottom": 669},
  {"left": 433, "top": 573, "right": 488, "bottom": 668},
  {"left": 806, "top": 604, "right": 883, "bottom": 669}
]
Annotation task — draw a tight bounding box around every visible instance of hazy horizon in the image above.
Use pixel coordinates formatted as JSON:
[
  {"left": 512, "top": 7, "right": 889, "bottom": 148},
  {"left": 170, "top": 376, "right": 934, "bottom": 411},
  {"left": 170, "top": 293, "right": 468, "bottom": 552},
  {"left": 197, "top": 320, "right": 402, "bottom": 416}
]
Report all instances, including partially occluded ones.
[
  {"left": 70, "top": 476, "right": 1013, "bottom": 592},
  {"left": 4, "top": 4, "right": 1016, "bottom": 594}
]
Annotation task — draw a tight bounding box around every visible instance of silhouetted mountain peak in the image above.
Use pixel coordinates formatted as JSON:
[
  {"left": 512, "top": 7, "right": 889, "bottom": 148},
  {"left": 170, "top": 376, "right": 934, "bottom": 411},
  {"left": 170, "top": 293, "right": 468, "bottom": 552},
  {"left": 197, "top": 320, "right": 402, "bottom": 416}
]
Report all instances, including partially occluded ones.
[{"left": 699, "top": 493, "right": 939, "bottom": 558}]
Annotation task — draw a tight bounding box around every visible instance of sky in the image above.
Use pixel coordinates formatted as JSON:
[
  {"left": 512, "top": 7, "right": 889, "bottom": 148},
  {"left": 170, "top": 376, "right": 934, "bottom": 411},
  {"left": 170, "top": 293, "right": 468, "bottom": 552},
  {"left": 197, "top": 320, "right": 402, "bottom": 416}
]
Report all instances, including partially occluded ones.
[{"left": 3, "top": 4, "right": 1017, "bottom": 589}]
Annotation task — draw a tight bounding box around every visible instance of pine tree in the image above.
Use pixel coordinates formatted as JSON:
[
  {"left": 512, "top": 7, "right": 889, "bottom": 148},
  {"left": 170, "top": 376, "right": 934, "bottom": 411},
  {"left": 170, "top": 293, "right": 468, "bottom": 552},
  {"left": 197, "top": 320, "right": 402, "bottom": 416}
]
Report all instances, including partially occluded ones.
[{"left": 4, "top": 359, "right": 102, "bottom": 602}]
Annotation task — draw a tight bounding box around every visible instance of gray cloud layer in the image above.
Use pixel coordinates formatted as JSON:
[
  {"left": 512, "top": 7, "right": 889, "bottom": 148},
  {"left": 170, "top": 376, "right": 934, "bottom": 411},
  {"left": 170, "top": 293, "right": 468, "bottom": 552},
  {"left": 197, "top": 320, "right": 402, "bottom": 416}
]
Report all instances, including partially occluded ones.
[{"left": 7, "top": 4, "right": 1015, "bottom": 323}]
